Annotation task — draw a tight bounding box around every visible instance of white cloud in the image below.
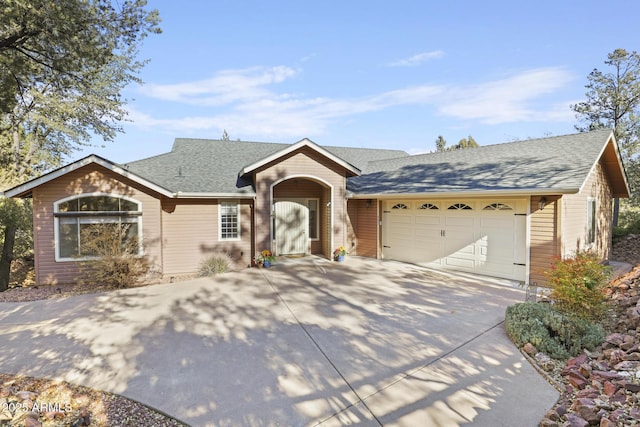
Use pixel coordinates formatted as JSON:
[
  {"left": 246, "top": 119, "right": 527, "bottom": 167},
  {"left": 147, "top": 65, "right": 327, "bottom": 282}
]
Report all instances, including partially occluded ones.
[
  {"left": 385, "top": 50, "right": 445, "bottom": 67},
  {"left": 141, "top": 66, "right": 299, "bottom": 106},
  {"left": 437, "top": 68, "right": 575, "bottom": 124},
  {"left": 130, "top": 65, "right": 574, "bottom": 138}
]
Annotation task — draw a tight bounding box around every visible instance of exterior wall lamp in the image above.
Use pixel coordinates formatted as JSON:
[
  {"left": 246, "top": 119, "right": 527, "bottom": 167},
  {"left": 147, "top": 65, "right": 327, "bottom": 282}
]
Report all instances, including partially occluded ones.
[{"left": 538, "top": 197, "right": 547, "bottom": 210}]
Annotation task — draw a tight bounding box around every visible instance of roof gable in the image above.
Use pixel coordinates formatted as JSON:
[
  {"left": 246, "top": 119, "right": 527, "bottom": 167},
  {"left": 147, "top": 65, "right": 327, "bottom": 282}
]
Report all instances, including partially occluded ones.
[
  {"left": 125, "top": 138, "right": 408, "bottom": 195},
  {"left": 3, "top": 155, "right": 174, "bottom": 198},
  {"left": 595, "top": 134, "right": 630, "bottom": 198},
  {"left": 239, "top": 138, "right": 361, "bottom": 177}
]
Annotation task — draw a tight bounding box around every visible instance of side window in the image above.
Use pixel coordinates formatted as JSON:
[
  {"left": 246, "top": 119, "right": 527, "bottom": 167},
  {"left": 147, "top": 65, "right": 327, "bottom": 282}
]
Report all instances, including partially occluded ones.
[
  {"left": 308, "top": 199, "right": 319, "bottom": 239},
  {"left": 587, "top": 198, "right": 596, "bottom": 245},
  {"left": 220, "top": 201, "right": 240, "bottom": 240}
]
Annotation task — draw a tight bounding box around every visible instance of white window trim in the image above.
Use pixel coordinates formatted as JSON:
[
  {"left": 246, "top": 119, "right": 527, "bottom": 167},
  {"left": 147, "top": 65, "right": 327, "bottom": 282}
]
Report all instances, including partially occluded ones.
[
  {"left": 219, "top": 200, "right": 241, "bottom": 241},
  {"left": 53, "top": 193, "right": 144, "bottom": 262}
]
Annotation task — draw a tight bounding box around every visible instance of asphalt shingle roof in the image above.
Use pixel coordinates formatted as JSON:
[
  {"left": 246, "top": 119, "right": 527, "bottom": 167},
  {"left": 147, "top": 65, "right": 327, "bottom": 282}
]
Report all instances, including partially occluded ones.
[
  {"left": 2, "top": 130, "right": 618, "bottom": 199},
  {"left": 347, "top": 129, "right": 613, "bottom": 196},
  {"left": 124, "top": 138, "right": 409, "bottom": 194}
]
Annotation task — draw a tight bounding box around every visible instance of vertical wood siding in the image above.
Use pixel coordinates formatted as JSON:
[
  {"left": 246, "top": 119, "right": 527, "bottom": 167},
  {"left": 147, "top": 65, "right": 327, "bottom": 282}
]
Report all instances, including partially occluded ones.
[
  {"left": 561, "top": 161, "right": 613, "bottom": 259},
  {"left": 346, "top": 199, "right": 378, "bottom": 258},
  {"left": 346, "top": 201, "right": 357, "bottom": 255},
  {"left": 32, "top": 165, "right": 162, "bottom": 285},
  {"left": 254, "top": 147, "right": 348, "bottom": 260},
  {"left": 161, "top": 199, "right": 252, "bottom": 275},
  {"left": 529, "top": 195, "right": 560, "bottom": 285}
]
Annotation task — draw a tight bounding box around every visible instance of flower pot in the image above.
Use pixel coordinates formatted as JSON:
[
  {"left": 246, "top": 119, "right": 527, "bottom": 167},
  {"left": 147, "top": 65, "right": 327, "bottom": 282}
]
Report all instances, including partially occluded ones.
[
  {"left": 263, "top": 260, "right": 271, "bottom": 268},
  {"left": 336, "top": 255, "right": 345, "bottom": 262}
]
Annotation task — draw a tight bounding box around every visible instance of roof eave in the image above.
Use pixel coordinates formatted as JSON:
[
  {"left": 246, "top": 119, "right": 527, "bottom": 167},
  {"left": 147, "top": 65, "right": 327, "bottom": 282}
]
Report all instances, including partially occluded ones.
[
  {"left": 346, "top": 188, "right": 580, "bottom": 199},
  {"left": 174, "top": 192, "right": 256, "bottom": 199},
  {"left": 239, "top": 138, "right": 361, "bottom": 177},
  {"left": 590, "top": 131, "right": 631, "bottom": 198},
  {"left": 3, "top": 155, "right": 174, "bottom": 199}
]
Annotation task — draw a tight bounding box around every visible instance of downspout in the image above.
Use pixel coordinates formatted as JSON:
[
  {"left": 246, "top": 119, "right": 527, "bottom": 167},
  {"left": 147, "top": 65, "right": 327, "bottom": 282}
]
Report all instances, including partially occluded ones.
[
  {"left": 251, "top": 196, "right": 256, "bottom": 267},
  {"left": 525, "top": 197, "right": 531, "bottom": 285}
]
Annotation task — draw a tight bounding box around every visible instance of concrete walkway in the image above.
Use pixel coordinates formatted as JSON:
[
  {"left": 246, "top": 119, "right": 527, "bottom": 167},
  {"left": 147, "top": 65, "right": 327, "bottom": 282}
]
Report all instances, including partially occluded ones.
[{"left": 0, "top": 257, "right": 558, "bottom": 426}]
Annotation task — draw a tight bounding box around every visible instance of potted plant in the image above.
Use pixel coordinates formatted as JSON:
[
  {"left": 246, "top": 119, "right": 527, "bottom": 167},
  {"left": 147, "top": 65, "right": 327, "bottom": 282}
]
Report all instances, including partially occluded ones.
[
  {"left": 255, "top": 249, "right": 275, "bottom": 268},
  {"left": 333, "top": 246, "right": 347, "bottom": 262}
]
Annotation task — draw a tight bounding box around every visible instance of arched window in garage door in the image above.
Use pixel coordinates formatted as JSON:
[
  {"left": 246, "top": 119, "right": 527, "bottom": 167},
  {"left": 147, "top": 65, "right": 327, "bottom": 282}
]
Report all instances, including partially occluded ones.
[
  {"left": 447, "top": 203, "right": 472, "bottom": 210},
  {"left": 483, "top": 203, "right": 513, "bottom": 211},
  {"left": 418, "top": 203, "right": 439, "bottom": 210},
  {"left": 391, "top": 203, "right": 409, "bottom": 210}
]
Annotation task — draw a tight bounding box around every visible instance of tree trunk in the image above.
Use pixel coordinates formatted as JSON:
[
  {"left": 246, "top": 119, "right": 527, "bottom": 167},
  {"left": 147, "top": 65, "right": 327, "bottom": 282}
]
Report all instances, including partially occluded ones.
[
  {"left": 0, "top": 225, "right": 16, "bottom": 292},
  {"left": 613, "top": 197, "right": 620, "bottom": 227}
]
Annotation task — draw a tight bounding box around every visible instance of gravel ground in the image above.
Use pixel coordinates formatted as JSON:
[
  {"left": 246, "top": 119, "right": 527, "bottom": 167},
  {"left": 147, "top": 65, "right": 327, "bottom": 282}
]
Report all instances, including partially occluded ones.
[
  {"left": 0, "top": 374, "right": 187, "bottom": 426},
  {"left": 0, "top": 281, "right": 142, "bottom": 303}
]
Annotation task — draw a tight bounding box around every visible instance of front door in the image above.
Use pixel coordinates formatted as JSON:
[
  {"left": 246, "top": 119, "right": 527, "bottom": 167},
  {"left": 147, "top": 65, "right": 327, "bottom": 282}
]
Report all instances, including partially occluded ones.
[{"left": 275, "top": 200, "right": 309, "bottom": 255}]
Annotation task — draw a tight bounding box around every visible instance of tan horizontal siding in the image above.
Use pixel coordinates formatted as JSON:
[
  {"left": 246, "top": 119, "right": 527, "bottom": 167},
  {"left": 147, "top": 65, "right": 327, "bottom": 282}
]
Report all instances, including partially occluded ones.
[
  {"left": 561, "top": 161, "right": 612, "bottom": 259},
  {"left": 32, "top": 164, "right": 162, "bottom": 285},
  {"left": 161, "top": 199, "right": 252, "bottom": 275},
  {"left": 254, "top": 147, "right": 347, "bottom": 260}
]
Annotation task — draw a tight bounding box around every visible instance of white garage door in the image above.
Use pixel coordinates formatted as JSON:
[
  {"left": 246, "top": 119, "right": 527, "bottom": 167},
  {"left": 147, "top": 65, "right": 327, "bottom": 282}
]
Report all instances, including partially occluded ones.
[{"left": 382, "top": 200, "right": 526, "bottom": 281}]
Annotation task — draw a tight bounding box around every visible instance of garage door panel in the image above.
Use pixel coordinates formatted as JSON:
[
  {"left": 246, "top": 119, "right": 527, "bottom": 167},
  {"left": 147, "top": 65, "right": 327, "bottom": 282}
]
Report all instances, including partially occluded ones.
[
  {"left": 444, "top": 228, "right": 476, "bottom": 255},
  {"left": 383, "top": 199, "right": 526, "bottom": 281},
  {"left": 414, "top": 248, "right": 443, "bottom": 262},
  {"left": 445, "top": 243, "right": 475, "bottom": 255},
  {"left": 415, "top": 231, "right": 441, "bottom": 242},
  {"left": 446, "top": 216, "right": 474, "bottom": 227},
  {"left": 415, "top": 216, "right": 442, "bottom": 226},
  {"left": 480, "top": 236, "right": 513, "bottom": 254},
  {"left": 480, "top": 219, "right": 513, "bottom": 229},
  {"left": 390, "top": 225, "right": 414, "bottom": 237},
  {"left": 390, "top": 215, "right": 412, "bottom": 224},
  {"left": 444, "top": 257, "right": 475, "bottom": 269},
  {"left": 482, "top": 264, "right": 515, "bottom": 278}
]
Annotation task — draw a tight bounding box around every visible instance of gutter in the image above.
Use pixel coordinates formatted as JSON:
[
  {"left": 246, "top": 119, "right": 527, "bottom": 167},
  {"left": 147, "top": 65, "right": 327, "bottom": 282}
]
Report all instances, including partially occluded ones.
[
  {"left": 345, "top": 188, "right": 580, "bottom": 199},
  {"left": 173, "top": 191, "right": 256, "bottom": 199}
]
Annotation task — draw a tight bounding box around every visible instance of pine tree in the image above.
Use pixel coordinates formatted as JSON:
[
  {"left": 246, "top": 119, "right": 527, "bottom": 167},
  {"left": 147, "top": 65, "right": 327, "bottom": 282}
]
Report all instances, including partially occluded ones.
[{"left": 572, "top": 49, "right": 640, "bottom": 224}]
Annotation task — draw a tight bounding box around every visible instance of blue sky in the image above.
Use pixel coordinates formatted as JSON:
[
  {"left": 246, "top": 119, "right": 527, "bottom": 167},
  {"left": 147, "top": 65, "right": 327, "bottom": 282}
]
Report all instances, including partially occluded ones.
[{"left": 82, "top": 0, "right": 640, "bottom": 163}]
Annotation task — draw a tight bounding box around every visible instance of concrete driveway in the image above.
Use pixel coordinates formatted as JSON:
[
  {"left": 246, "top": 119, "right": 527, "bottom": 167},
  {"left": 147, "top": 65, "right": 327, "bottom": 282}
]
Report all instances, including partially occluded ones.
[{"left": 0, "top": 257, "right": 558, "bottom": 426}]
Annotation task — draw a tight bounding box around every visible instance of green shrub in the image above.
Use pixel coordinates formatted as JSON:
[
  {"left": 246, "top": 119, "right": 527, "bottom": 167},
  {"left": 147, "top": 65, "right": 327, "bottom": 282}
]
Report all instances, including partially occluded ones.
[
  {"left": 78, "top": 224, "right": 149, "bottom": 288},
  {"left": 199, "top": 254, "right": 231, "bottom": 276},
  {"left": 618, "top": 207, "right": 640, "bottom": 229},
  {"left": 612, "top": 225, "right": 627, "bottom": 242},
  {"left": 545, "top": 251, "right": 610, "bottom": 321},
  {"left": 614, "top": 208, "right": 640, "bottom": 242},
  {"left": 505, "top": 302, "right": 604, "bottom": 359}
]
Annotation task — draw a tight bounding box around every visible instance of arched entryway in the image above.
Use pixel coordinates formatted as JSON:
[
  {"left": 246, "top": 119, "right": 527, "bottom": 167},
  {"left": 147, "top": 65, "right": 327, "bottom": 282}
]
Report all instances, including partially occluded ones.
[{"left": 270, "top": 175, "right": 333, "bottom": 259}]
